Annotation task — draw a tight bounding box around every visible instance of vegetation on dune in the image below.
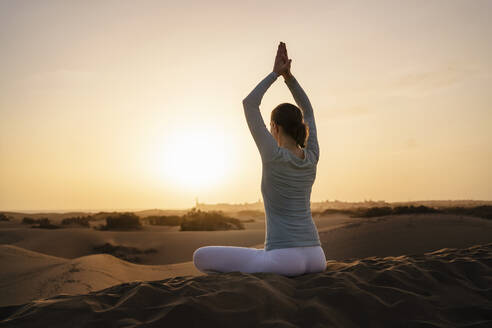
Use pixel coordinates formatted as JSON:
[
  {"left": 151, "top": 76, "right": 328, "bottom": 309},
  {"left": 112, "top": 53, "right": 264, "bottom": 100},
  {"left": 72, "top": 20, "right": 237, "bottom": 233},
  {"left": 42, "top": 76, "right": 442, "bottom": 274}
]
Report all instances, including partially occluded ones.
[
  {"left": 22, "top": 217, "right": 47, "bottom": 224},
  {"left": 22, "top": 217, "right": 62, "bottom": 229},
  {"left": 89, "top": 209, "right": 247, "bottom": 231},
  {"left": 12, "top": 205, "right": 492, "bottom": 233},
  {"left": 142, "top": 215, "right": 182, "bottom": 226},
  {"left": 236, "top": 210, "right": 265, "bottom": 218},
  {"left": 61, "top": 216, "right": 92, "bottom": 227},
  {"left": 92, "top": 242, "right": 157, "bottom": 263},
  {"left": 0, "top": 213, "right": 11, "bottom": 221},
  {"left": 32, "top": 221, "right": 62, "bottom": 229},
  {"left": 315, "top": 205, "right": 492, "bottom": 221},
  {"left": 312, "top": 208, "right": 354, "bottom": 217},
  {"left": 355, "top": 205, "right": 440, "bottom": 218},
  {"left": 439, "top": 205, "right": 492, "bottom": 220},
  {"left": 180, "top": 208, "right": 245, "bottom": 231},
  {"left": 96, "top": 212, "right": 143, "bottom": 231}
]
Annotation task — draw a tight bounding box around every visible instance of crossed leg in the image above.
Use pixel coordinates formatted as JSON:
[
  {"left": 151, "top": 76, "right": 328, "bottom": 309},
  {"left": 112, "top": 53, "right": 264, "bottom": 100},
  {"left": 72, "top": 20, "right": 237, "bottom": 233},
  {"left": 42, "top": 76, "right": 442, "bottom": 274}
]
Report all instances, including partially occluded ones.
[
  {"left": 193, "top": 246, "right": 266, "bottom": 274},
  {"left": 193, "top": 245, "right": 326, "bottom": 277}
]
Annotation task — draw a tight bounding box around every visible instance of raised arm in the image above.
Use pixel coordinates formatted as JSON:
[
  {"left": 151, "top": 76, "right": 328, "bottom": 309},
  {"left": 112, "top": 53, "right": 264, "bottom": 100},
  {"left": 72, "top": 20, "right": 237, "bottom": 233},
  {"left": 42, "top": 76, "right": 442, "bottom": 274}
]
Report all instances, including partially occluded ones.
[
  {"left": 242, "top": 71, "right": 280, "bottom": 163},
  {"left": 284, "top": 74, "right": 320, "bottom": 163}
]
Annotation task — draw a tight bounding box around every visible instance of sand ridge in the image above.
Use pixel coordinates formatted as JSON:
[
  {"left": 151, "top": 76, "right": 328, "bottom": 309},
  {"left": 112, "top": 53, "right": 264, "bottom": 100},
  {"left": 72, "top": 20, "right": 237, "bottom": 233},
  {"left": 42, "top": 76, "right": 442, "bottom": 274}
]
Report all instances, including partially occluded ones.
[{"left": 0, "top": 245, "right": 203, "bottom": 307}]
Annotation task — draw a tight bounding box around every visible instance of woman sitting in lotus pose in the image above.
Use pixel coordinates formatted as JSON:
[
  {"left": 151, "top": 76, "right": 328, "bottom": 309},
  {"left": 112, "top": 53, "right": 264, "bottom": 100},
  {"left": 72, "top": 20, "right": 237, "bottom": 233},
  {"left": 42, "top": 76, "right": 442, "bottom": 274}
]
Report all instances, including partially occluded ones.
[{"left": 193, "top": 41, "right": 326, "bottom": 277}]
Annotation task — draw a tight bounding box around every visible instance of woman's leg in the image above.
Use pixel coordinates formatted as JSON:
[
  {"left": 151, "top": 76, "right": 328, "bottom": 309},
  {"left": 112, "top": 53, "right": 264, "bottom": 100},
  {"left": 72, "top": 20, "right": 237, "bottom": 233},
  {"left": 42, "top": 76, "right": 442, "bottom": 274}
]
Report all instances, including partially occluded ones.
[
  {"left": 262, "top": 246, "right": 327, "bottom": 277},
  {"left": 193, "top": 246, "right": 266, "bottom": 274},
  {"left": 302, "top": 246, "right": 327, "bottom": 274},
  {"left": 193, "top": 245, "right": 326, "bottom": 276},
  {"left": 262, "top": 247, "right": 307, "bottom": 277}
]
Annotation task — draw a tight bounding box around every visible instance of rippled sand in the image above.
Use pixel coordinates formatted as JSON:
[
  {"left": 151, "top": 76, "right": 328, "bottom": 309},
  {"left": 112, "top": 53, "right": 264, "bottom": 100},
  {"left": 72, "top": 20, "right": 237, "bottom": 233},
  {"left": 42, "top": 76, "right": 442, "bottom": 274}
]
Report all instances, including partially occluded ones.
[{"left": 2, "top": 243, "right": 491, "bottom": 327}]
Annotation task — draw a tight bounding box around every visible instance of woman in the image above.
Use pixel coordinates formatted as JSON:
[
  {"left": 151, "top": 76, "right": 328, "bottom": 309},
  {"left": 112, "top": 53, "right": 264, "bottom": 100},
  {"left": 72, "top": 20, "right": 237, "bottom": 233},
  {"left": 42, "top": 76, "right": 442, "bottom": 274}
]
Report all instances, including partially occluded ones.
[{"left": 193, "top": 42, "right": 326, "bottom": 277}]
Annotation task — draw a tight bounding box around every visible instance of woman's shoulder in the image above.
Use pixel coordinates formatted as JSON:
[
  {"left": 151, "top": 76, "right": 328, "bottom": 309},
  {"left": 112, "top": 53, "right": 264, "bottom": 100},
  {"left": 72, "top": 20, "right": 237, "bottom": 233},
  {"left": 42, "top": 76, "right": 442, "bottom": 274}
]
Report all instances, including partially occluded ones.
[{"left": 265, "top": 147, "right": 317, "bottom": 168}]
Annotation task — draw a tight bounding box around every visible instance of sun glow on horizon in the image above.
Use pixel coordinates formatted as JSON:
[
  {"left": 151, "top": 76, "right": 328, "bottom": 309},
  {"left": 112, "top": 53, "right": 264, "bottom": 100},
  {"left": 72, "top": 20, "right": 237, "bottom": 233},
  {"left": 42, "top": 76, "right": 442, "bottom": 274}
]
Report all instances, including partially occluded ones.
[{"left": 149, "top": 126, "right": 236, "bottom": 192}]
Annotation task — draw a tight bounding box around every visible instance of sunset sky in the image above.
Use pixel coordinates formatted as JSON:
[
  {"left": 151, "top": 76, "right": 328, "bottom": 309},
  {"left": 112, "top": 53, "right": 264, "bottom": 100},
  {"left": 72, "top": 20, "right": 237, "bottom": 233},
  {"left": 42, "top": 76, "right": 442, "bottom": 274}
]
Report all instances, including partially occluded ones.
[{"left": 1, "top": 0, "right": 491, "bottom": 211}]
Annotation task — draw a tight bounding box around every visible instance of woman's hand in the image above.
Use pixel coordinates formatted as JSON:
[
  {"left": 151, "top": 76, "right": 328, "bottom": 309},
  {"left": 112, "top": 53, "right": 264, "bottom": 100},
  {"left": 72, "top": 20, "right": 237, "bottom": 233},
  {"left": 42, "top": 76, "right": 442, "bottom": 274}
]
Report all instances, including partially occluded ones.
[{"left": 273, "top": 41, "right": 292, "bottom": 78}]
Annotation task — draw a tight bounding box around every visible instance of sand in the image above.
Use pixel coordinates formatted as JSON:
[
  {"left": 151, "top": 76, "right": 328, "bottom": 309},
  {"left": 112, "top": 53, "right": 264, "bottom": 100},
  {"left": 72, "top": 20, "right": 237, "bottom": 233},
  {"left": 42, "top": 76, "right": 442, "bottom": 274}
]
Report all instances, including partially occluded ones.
[
  {"left": 319, "top": 213, "right": 492, "bottom": 260},
  {"left": 0, "top": 214, "right": 354, "bottom": 265},
  {"left": 0, "top": 245, "right": 204, "bottom": 307},
  {"left": 0, "top": 221, "right": 266, "bottom": 264},
  {"left": 4, "top": 212, "right": 491, "bottom": 265},
  {"left": 1, "top": 243, "right": 491, "bottom": 327},
  {"left": 1, "top": 212, "right": 492, "bottom": 326}
]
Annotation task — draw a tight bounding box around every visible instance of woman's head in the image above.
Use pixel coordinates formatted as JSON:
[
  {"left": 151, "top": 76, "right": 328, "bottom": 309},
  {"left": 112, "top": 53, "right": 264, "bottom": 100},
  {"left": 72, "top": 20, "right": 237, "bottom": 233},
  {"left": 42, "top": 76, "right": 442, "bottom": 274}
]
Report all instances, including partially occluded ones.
[{"left": 270, "top": 103, "right": 309, "bottom": 148}]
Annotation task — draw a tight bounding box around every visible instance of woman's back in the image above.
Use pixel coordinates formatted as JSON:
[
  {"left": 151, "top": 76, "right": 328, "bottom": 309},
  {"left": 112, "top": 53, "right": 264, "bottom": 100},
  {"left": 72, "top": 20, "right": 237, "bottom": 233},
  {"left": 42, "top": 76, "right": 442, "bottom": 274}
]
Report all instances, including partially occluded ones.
[
  {"left": 261, "top": 146, "right": 320, "bottom": 251},
  {"left": 242, "top": 71, "right": 321, "bottom": 251}
]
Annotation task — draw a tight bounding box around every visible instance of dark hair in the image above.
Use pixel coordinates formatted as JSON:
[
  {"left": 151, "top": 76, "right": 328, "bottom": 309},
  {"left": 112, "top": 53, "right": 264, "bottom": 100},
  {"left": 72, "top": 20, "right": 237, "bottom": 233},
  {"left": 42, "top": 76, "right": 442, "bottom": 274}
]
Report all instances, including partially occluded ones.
[{"left": 271, "top": 103, "right": 309, "bottom": 148}]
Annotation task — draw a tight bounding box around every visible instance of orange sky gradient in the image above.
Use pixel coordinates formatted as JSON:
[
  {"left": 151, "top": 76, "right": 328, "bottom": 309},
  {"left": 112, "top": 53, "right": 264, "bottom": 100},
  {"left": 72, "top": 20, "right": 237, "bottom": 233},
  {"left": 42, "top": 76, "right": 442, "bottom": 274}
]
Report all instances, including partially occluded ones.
[{"left": 1, "top": 0, "right": 491, "bottom": 211}]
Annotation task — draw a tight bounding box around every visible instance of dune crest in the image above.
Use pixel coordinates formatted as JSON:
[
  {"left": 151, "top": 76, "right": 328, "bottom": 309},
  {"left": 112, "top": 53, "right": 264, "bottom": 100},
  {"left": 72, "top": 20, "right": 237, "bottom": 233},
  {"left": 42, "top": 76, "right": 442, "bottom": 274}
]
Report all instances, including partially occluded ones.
[
  {"left": 0, "top": 245, "right": 203, "bottom": 307},
  {"left": 2, "top": 243, "right": 491, "bottom": 327}
]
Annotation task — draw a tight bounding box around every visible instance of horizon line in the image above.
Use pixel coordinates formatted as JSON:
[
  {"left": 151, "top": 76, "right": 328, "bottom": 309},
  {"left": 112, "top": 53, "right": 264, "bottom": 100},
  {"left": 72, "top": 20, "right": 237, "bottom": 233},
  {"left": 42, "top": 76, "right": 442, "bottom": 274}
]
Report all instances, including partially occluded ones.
[{"left": 2, "top": 199, "right": 491, "bottom": 214}]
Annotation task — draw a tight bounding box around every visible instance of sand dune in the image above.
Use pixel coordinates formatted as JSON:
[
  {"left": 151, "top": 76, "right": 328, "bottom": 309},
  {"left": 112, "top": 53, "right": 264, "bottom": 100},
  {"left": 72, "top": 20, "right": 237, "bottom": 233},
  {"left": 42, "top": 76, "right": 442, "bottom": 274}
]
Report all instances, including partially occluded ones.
[
  {"left": 1, "top": 243, "right": 491, "bottom": 327},
  {"left": 0, "top": 214, "right": 351, "bottom": 265},
  {"left": 0, "top": 224, "right": 266, "bottom": 264},
  {"left": 0, "top": 245, "right": 203, "bottom": 307},
  {"left": 320, "top": 213, "right": 492, "bottom": 260},
  {"left": 3, "top": 213, "right": 490, "bottom": 266}
]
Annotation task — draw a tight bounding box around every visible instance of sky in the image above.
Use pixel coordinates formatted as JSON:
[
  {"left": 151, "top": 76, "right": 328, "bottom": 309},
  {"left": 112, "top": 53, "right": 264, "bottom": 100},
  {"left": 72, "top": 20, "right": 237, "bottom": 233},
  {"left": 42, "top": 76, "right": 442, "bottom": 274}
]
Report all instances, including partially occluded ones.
[{"left": 1, "top": 0, "right": 491, "bottom": 211}]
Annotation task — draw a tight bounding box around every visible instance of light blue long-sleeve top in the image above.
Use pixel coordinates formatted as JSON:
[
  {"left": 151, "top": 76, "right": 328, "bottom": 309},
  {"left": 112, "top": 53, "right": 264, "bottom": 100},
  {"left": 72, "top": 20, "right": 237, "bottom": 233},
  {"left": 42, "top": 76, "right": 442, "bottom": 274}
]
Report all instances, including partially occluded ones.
[{"left": 242, "top": 71, "right": 321, "bottom": 251}]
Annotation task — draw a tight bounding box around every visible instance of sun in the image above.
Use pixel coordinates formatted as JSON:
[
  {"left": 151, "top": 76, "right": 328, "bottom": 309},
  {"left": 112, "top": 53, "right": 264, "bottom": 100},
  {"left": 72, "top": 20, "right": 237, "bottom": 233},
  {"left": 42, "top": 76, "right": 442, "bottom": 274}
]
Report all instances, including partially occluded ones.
[{"left": 151, "top": 127, "right": 235, "bottom": 192}]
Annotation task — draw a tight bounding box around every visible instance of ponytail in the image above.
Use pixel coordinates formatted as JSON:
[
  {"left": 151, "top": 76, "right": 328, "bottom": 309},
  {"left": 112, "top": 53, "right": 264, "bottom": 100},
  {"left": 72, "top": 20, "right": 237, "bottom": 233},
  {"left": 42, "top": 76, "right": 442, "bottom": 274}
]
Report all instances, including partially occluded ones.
[{"left": 294, "top": 121, "right": 309, "bottom": 148}]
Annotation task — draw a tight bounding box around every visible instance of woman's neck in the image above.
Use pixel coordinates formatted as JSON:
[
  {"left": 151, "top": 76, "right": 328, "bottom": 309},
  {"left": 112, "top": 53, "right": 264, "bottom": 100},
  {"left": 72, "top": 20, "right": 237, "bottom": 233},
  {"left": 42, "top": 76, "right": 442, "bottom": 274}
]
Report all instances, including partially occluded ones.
[{"left": 277, "top": 134, "right": 298, "bottom": 150}]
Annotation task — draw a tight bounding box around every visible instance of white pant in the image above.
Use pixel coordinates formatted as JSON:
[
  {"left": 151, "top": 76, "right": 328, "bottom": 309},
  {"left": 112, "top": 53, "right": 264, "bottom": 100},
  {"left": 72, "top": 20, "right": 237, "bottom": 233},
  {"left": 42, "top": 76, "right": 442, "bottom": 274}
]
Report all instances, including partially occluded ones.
[{"left": 193, "top": 245, "right": 326, "bottom": 277}]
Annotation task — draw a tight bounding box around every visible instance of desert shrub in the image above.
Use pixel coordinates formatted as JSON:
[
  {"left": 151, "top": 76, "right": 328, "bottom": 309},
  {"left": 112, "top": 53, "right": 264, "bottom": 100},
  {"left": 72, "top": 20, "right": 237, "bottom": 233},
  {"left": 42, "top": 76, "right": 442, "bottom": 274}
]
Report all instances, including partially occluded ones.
[
  {"left": 360, "top": 206, "right": 394, "bottom": 217},
  {"left": 0, "top": 213, "right": 10, "bottom": 221},
  {"left": 89, "top": 212, "right": 112, "bottom": 222},
  {"left": 393, "top": 205, "right": 440, "bottom": 215},
  {"left": 468, "top": 205, "right": 492, "bottom": 220},
  {"left": 22, "top": 217, "right": 36, "bottom": 224},
  {"left": 25, "top": 218, "right": 62, "bottom": 229},
  {"left": 61, "top": 216, "right": 91, "bottom": 227},
  {"left": 23, "top": 217, "right": 50, "bottom": 224},
  {"left": 352, "top": 205, "right": 441, "bottom": 218},
  {"left": 236, "top": 210, "right": 264, "bottom": 218},
  {"left": 180, "top": 208, "right": 244, "bottom": 231},
  {"left": 317, "top": 205, "right": 492, "bottom": 220},
  {"left": 319, "top": 208, "right": 357, "bottom": 216},
  {"left": 100, "top": 212, "right": 142, "bottom": 230},
  {"left": 92, "top": 242, "right": 157, "bottom": 263},
  {"left": 144, "top": 215, "right": 182, "bottom": 226},
  {"left": 440, "top": 205, "right": 492, "bottom": 220},
  {"left": 32, "top": 221, "right": 62, "bottom": 229}
]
